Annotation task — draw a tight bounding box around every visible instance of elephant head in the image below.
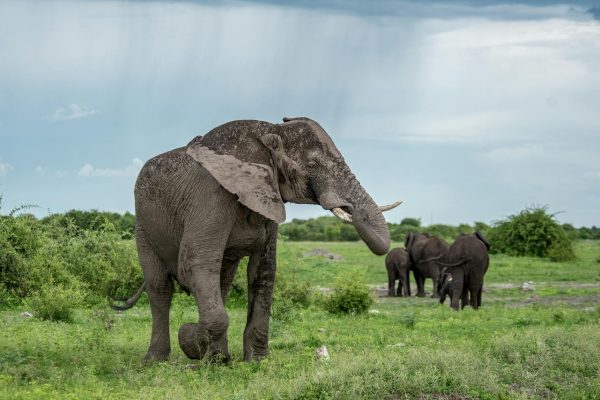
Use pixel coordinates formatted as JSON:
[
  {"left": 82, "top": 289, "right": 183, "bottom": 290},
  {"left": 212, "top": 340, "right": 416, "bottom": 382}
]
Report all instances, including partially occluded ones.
[{"left": 186, "top": 117, "right": 399, "bottom": 255}]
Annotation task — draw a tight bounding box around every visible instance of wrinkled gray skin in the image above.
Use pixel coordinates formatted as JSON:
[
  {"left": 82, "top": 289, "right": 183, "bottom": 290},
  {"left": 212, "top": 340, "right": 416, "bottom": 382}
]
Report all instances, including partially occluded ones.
[
  {"left": 437, "top": 232, "right": 490, "bottom": 311},
  {"left": 385, "top": 248, "right": 410, "bottom": 297},
  {"left": 405, "top": 232, "right": 449, "bottom": 298},
  {"left": 116, "top": 117, "right": 390, "bottom": 364}
]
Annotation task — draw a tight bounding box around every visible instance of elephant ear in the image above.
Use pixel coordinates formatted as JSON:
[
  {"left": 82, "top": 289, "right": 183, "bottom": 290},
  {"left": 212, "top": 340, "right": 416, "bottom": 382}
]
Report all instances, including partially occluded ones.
[{"left": 186, "top": 144, "right": 286, "bottom": 223}]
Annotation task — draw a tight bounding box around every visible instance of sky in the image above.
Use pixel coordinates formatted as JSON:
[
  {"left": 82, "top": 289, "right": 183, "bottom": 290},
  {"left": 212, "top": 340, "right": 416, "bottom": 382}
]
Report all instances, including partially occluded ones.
[{"left": 0, "top": 0, "right": 599, "bottom": 227}]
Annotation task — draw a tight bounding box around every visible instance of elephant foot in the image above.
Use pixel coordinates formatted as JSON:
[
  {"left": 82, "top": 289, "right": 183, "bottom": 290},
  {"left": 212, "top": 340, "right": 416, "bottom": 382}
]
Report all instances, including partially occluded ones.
[
  {"left": 178, "top": 323, "right": 206, "bottom": 360},
  {"left": 430, "top": 293, "right": 440, "bottom": 299},
  {"left": 209, "top": 349, "right": 231, "bottom": 364},
  {"left": 178, "top": 323, "right": 231, "bottom": 363},
  {"left": 416, "top": 292, "right": 426, "bottom": 297},
  {"left": 243, "top": 329, "right": 269, "bottom": 362},
  {"left": 243, "top": 348, "right": 268, "bottom": 362},
  {"left": 142, "top": 349, "right": 170, "bottom": 364}
]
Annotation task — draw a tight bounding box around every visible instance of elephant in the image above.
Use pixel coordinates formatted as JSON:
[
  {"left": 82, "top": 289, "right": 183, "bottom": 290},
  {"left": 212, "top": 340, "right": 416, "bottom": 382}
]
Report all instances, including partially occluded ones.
[
  {"left": 385, "top": 248, "right": 410, "bottom": 297},
  {"left": 437, "top": 231, "right": 490, "bottom": 311},
  {"left": 109, "top": 117, "right": 400, "bottom": 363},
  {"left": 405, "top": 232, "right": 449, "bottom": 298}
]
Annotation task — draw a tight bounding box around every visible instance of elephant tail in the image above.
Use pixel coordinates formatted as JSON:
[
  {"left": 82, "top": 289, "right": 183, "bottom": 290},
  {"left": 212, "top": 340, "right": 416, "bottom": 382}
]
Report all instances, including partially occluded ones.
[
  {"left": 107, "top": 282, "right": 146, "bottom": 311},
  {"left": 438, "top": 259, "right": 470, "bottom": 268},
  {"left": 416, "top": 254, "right": 445, "bottom": 264},
  {"left": 475, "top": 231, "right": 490, "bottom": 250}
]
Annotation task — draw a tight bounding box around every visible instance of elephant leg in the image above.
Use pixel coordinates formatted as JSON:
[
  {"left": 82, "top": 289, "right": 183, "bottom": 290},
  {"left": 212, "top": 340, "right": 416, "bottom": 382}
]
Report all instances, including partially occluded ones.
[
  {"left": 137, "top": 231, "right": 174, "bottom": 362},
  {"left": 461, "top": 287, "right": 469, "bottom": 309},
  {"left": 430, "top": 267, "right": 440, "bottom": 299},
  {"left": 404, "top": 270, "right": 411, "bottom": 297},
  {"left": 177, "top": 233, "right": 231, "bottom": 363},
  {"left": 220, "top": 257, "right": 242, "bottom": 305},
  {"left": 469, "top": 280, "right": 482, "bottom": 310},
  {"left": 244, "top": 225, "right": 277, "bottom": 362},
  {"left": 396, "top": 276, "right": 403, "bottom": 297},
  {"left": 387, "top": 269, "right": 396, "bottom": 297},
  {"left": 477, "top": 287, "right": 483, "bottom": 308},
  {"left": 450, "top": 288, "right": 461, "bottom": 311},
  {"left": 414, "top": 270, "right": 426, "bottom": 297}
]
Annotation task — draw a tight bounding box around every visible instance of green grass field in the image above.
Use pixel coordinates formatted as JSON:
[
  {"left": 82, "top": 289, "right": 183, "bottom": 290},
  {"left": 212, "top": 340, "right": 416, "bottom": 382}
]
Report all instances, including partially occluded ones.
[{"left": 2, "top": 240, "right": 600, "bottom": 399}]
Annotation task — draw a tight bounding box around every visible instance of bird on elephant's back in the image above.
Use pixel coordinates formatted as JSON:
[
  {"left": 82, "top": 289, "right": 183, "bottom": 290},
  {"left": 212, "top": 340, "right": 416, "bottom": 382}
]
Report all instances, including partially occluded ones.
[
  {"left": 404, "top": 232, "right": 449, "bottom": 298},
  {"left": 109, "top": 117, "right": 401, "bottom": 364}
]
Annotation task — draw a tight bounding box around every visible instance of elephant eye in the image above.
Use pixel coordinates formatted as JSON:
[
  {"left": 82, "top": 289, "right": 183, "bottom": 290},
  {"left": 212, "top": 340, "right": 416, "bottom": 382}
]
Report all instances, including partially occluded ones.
[{"left": 307, "top": 160, "right": 317, "bottom": 169}]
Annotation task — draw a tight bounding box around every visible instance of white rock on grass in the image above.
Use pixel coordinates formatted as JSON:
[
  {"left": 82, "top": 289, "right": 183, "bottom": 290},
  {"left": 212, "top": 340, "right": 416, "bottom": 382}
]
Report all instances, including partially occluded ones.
[
  {"left": 315, "top": 345, "right": 330, "bottom": 361},
  {"left": 522, "top": 281, "right": 535, "bottom": 291},
  {"left": 21, "top": 311, "right": 33, "bottom": 318},
  {"left": 368, "top": 309, "right": 380, "bottom": 315}
]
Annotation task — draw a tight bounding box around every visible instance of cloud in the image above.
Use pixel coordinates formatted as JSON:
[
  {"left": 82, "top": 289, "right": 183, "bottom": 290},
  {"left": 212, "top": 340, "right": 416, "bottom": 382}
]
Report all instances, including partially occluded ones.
[
  {"left": 588, "top": 7, "right": 600, "bottom": 20},
  {"left": 34, "top": 166, "right": 46, "bottom": 176},
  {"left": 478, "top": 143, "right": 600, "bottom": 195},
  {"left": 50, "top": 104, "right": 98, "bottom": 122},
  {"left": 55, "top": 170, "right": 69, "bottom": 178},
  {"left": 0, "top": 160, "right": 13, "bottom": 176},
  {"left": 77, "top": 158, "right": 143, "bottom": 178}
]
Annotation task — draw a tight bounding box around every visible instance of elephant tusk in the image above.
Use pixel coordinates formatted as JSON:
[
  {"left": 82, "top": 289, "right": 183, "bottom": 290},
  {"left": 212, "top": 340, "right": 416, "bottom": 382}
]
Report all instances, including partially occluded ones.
[
  {"left": 331, "top": 207, "right": 353, "bottom": 223},
  {"left": 379, "top": 201, "right": 402, "bottom": 212}
]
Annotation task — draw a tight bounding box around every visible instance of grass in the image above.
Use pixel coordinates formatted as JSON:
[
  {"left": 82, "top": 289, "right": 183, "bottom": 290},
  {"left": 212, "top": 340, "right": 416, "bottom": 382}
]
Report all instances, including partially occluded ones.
[{"left": 2, "top": 240, "right": 600, "bottom": 399}]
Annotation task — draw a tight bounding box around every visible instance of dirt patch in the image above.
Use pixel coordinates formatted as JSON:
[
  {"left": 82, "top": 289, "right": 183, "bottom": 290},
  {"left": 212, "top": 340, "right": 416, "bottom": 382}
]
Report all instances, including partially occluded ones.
[
  {"left": 506, "top": 292, "right": 600, "bottom": 308},
  {"left": 303, "top": 248, "right": 343, "bottom": 261},
  {"left": 485, "top": 282, "right": 600, "bottom": 291}
]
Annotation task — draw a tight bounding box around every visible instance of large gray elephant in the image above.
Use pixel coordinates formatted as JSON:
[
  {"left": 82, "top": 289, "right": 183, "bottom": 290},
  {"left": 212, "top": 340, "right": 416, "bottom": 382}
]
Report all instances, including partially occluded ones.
[
  {"left": 405, "top": 232, "right": 449, "bottom": 298},
  {"left": 385, "top": 248, "right": 410, "bottom": 297},
  {"left": 437, "top": 232, "right": 490, "bottom": 311},
  {"left": 110, "top": 117, "right": 400, "bottom": 363}
]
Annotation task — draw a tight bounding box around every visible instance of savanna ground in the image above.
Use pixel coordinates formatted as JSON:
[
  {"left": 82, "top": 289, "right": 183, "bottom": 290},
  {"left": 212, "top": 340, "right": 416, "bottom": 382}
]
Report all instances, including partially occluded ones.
[{"left": 2, "top": 240, "right": 600, "bottom": 399}]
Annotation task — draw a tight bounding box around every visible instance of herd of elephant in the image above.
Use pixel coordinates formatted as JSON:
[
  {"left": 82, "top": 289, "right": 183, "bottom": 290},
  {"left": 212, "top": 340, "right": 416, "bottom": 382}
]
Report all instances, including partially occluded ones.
[{"left": 385, "top": 231, "right": 490, "bottom": 310}]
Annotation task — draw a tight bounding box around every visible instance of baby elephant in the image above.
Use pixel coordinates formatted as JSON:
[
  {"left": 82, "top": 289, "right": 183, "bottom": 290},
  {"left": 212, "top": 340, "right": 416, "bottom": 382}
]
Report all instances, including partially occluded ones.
[
  {"left": 437, "top": 232, "right": 490, "bottom": 311},
  {"left": 385, "top": 248, "right": 410, "bottom": 297}
]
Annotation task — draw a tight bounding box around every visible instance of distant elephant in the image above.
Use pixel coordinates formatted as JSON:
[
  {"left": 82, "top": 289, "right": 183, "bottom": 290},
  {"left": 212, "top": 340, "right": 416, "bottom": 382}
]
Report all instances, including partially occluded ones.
[
  {"left": 109, "top": 117, "right": 400, "bottom": 363},
  {"left": 437, "top": 232, "right": 490, "bottom": 311},
  {"left": 405, "top": 232, "right": 449, "bottom": 298},
  {"left": 385, "top": 248, "right": 410, "bottom": 297}
]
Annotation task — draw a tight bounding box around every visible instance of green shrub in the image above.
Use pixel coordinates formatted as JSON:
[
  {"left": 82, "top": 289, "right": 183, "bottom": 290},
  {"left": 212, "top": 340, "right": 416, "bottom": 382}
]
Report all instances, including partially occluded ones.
[
  {"left": 26, "top": 284, "right": 83, "bottom": 322},
  {"left": 547, "top": 241, "right": 577, "bottom": 262},
  {"left": 400, "top": 217, "right": 421, "bottom": 227},
  {"left": 398, "top": 311, "right": 416, "bottom": 329},
  {"left": 0, "top": 208, "right": 141, "bottom": 307},
  {"left": 487, "top": 206, "right": 576, "bottom": 261},
  {"left": 324, "top": 273, "right": 373, "bottom": 315},
  {"left": 276, "top": 275, "right": 312, "bottom": 308}
]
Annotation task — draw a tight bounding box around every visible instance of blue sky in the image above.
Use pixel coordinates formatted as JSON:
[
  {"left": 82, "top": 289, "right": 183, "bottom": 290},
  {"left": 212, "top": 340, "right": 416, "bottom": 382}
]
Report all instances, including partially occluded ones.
[{"left": 1, "top": 0, "right": 599, "bottom": 226}]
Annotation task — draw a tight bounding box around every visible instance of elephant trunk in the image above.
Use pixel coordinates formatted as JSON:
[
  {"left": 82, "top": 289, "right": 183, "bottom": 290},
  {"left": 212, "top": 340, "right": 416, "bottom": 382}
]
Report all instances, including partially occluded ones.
[
  {"left": 352, "top": 205, "right": 390, "bottom": 256},
  {"left": 334, "top": 181, "right": 389, "bottom": 255},
  {"left": 326, "top": 166, "right": 395, "bottom": 256}
]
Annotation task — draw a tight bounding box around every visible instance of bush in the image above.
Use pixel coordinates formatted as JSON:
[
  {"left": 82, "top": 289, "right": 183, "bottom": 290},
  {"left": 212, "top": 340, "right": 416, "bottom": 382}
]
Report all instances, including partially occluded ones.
[
  {"left": 324, "top": 273, "right": 373, "bottom": 315},
  {"left": 276, "top": 276, "right": 312, "bottom": 308},
  {"left": 0, "top": 208, "right": 141, "bottom": 308},
  {"left": 487, "top": 206, "right": 576, "bottom": 261},
  {"left": 26, "top": 284, "right": 83, "bottom": 322},
  {"left": 400, "top": 217, "right": 421, "bottom": 227}
]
